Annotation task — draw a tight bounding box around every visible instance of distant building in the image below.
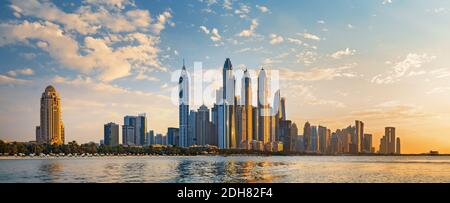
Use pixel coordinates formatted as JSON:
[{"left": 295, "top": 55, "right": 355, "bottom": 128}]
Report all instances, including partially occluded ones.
[
  {"left": 311, "top": 126, "right": 318, "bottom": 152},
  {"left": 396, "top": 137, "right": 401, "bottom": 154},
  {"left": 167, "top": 127, "right": 179, "bottom": 146},
  {"left": 179, "top": 61, "right": 190, "bottom": 147},
  {"left": 363, "top": 133, "right": 372, "bottom": 153},
  {"left": 37, "top": 85, "right": 64, "bottom": 145},
  {"left": 197, "top": 105, "right": 211, "bottom": 146},
  {"left": 355, "top": 120, "right": 364, "bottom": 152},
  {"left": 122, "top": 114, "right": 147, "bottom": 146},
  {"left": 303, "top": 122, "right": 311, "bottom": 152},
  {"left": 318, "top": 125, "right": 327, "bottom": 154},
  {"left": 104, "top": 122, "right": 119, "bottom": 146}
]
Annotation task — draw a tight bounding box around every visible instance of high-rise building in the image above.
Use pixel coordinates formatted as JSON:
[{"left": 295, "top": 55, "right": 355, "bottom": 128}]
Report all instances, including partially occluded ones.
[
  {"left": 258, "top": 67, "right": 270, "bottom": 145},
  {"left": 386, "top": 127, "right": 396, "bottom": 154},
  {"left": 363, "top": 133, "right": 372, "bottom": 153},
  {"left": 355, "top": 120, "right": 364, "bottom": 152},
  {"left": 104, "top": 122, "right": 119, "bottom": 146},
  {"left": 148, "top": 130, "right": 155, "bottom": 145},
  {"left": 123, "top": 114, "right": 147, "bottom": 146},
  {"left": 37, "top": 85, "right": 64, "bottom": 145},
  {"left": 303, "top": 122, "right": 312, "bottom": 152},
  {"left": 188, "top": 110, "right": 197, "bottom": 146},
  {"left": 318, "top": 125, "right": 327, "bottom": 154},
  {"left": 311, "top": 126, "right": 318, "bottom": 152},
  {"left": 197, "top": 105, "right": 211, "bottom": 146},
  {"left": 179, "top": 61, "right": 190, "bottom": 147},
  {"left": 122, "top": 125, "right": 135, "bottom": 146},
  {"left": 167, "top": 127, "right": 179, "bottom": 146},
  {"left": 220, "top": 58, "right": 236, "bottom": 149},
  {"left": 241, "top": 69, "right": 253, "bottom": 148},
  {"left": 396, "top": 137, "right": 401, "bottom": 154}
]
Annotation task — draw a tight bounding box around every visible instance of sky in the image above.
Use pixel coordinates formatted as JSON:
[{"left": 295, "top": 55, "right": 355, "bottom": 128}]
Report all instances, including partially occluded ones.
[{"left": 0, "top": 0, "right": 449, "bottom": 154}]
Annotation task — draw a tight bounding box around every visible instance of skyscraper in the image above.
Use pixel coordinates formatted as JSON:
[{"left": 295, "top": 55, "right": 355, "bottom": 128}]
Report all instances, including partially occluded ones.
[
  {"left": 311, "top": 126, "right": 318, "bottom": 152},
  {"left": 258, "top": 67, "right": 270, "bottom": 144},
  {"left": 104, "top": 122, "right": 119, "bottom": 146},
  {"left": 167, "top": 127, "right": 179, "bottom": 146},
  {"left": 318, "top": 125, "right": 327, "bottom": 154},
  {"left": 241, "top": 69, "right": 253, "bottom": 148},
  {"left": 197, "top": 105, "right": 211, "bottom": 146},
  {"left": 37, "top": 85, "right": 64, "bottom": 145},
  {"left": 396, "top": 137, "right": 401, "bottom": 154},
  {"left": 188, "top": 110, "right": 197, "bottom": 146},
  {"left": 303, "top": 122, "right": 311, "bottom": 152},
  {"left": 179, "top": 61, "right": 190, "bottom": 147},
  {"left": 386, "top": 127, "right": 396, "bottom": 154},
  {"left": 123, "top": 114, "right": 147, "bottom": 146},
  {"left": 220, "top": 58, "right": 236, "bottom": 149},
  {"left": 363, "top": 133, "right": 372, "bottom": 153},
  {"left": 355, "top": 120, "right": 364, "bottom": 152}
]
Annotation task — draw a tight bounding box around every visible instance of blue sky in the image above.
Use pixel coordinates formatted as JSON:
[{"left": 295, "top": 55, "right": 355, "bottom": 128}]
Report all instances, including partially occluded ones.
[{"left": 1, "top": 0, "right": 450, "bottom": 153}]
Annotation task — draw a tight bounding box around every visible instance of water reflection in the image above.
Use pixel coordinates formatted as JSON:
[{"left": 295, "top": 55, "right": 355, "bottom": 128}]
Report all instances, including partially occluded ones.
[{"left": 38, "top": 160, "right": 62, "bottom": 182}]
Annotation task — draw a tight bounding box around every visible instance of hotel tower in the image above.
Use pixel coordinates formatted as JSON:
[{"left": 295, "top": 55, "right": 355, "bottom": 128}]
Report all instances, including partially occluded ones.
[{"left": 36, "top": 85, "right": 64, "bottom": 145}]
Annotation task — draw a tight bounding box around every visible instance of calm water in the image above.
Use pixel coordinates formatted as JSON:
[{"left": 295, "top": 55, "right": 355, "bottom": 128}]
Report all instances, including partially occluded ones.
[{"left": 0, "top": 156, "right": 450, "bottom": 183}]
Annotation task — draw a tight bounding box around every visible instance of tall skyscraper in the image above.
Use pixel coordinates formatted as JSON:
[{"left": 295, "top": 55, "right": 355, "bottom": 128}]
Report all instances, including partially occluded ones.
[
  {"left": 363, "top": 133, "right": 372, "bottom": 153},
  {"left": 179, "top": 61, "right": 190, "bottom": 147},
  {"left": 303, "top": 122, "right": 311, "bottom": 152},
  {"left": 386, "top": 127, "right": 396, "bottom": 154},
  {"left": 123, "top": 114, "right": 147, "bottom": 146},
  {"left": 241, "top": 69, "right": 253, "bottom": 148},
  {"left": 167, "top": 127, "right": 179, "bottom": 146},
  {"left": 188, "top": 110, "right": 197, "bottom": 146},
  {"left": 355, "top": 120, "right": 364, "bottom": 152},
  {"left": 318, "top": 125, "right": 327, "bottom": 154},
  {"left": 311, "top": 126, "right": 318, "bottom": 152},
  {"left": 104, "top": 122, "right": 119, "bottom": 146},
  {"left": 37, "top": 85, "right": 64, "bottom": 145},
  {"left": 197, "top": 105, "right": 211, "bottom": 146},
  {"left": 396, "top": 137, "right": 401, "bottom": 154},
  {"left": 258, "top": 67, "right": 270, "bottom": 144}
]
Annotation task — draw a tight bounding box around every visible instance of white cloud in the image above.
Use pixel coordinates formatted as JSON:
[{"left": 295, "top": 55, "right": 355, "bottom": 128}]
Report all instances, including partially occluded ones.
[
  {"left": 235, "top": 4, "right": 251, "bottom": 18},
  {"left": 256, "top": 5, "right": 269, "bottom": 13},
  {"left": 371, "top": 53, "right": 436, "bottom": 84},
  {"left": 0, "top": 74, "right": 31, "bottom": 85},
  {"left": 296, "top": 51, "right": 318, "bottom": 65},
  {"left": 269, "top": 34, "right": 284, "bottom": 45},
  {"left": 0, "top": 1, "right": 170, "bottom": 82},
  {"left": 235, "top": 47, "right": 263, "bottom": 53},
  {"left": 282, "top": 83, "right": 346, "bottom": 108},
  {"left": 199, "top": 26, "right": 222, "bottom": 42},
  {"left": 199, "top": 26, "right": 210, "bottom": 34},
  {"left": 238, "top": 19, "right": 258, "bottom": 37},
  {"left": 280, "top": 64, "right": 357, "bottom": 81},
  {"left": 347, "top": 24, "right": 354, "bottom": 29},
  {"left": 7, "top": 68, "right": 34, "bottom": 77},
  {"left": 287, "top": 38, "right": 303, "bottom": 46},
  {"left": 331, "top": 48, "right": 356, "bottom": 59},
  {"left": 382, "top": 0, "right": 392, "bottom": 5},
  {"left": 210, "top": 28, "right": 222, "bottom": 41},
  {"left": 298, "top": 32, "right": 321, "bottom": 41},
  {"left": 317, "top": 20, "right": 325, "bottom": 24},
  {"left": 223, "top": 0, "right": 232, "bottom": 10},
  {"left": 427, "top": 87, "right": 450, "bottom": 94}
]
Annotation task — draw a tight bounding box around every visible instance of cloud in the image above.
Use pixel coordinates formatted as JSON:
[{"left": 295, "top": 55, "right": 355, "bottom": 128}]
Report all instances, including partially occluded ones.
[
  {"left": 256, "top": 5, "right": 269, "bottom": 13},
  {"left": 269, "top": 34, "right": 284, "bottom": 45},
  {"left": 223, "top": 0, "right": 232, "bottom": 10},
  {"left": 1, "top": 0, "right": 170, "bottom": 82},
  {"left": 282, "top": 83, "right": 346, "bottom": 108},
  {"left": 296, "top": 51, "right": 318, "bottom": 65},
  {"left": 429, "top": 68, "right": 450, "bottom": 79},
  {"left": 317, "top": 20, "right": 325, "bottom": 24},
  {"left": 350, "top": 101, "right": 431, "bottom": 121},
  {"left": 287, "top": 38, "right": 303, "bottom": 46},
  {"left": 427, "top": 87, "right": 450, "bottom": 94},
  {"left": 371, "top": 53, "right": 436, "bottom": 84},
  {"left": 7, "top": 68, "right": 34, "bottom": 77},
  {"left": 347, "top": 24, "right": 354, "bottom": 29},
  {"left": 331, "top": 48, "right": 356, "bottom": 59},
  {"left": 238, "top": 19, "right": 258, "bottom": 37},
  {"left": 235, "top": 47, "right": 263, "bottom": 53},
  {"left": 210, "top": 28, "right": 222, "bottom": 41},
  {"left": 0, "top": 74, "right": 31, "bottom": 85},
  {"left": 199, "top": 26, "right": 222, "bottom": 42},
  {"left": 235, "top": 4, "right": 251, "bottom": 18},
  {"left": 280, "top": 64, "right": 357, "bottom": 81},
  {"left": 382, "top": 0, "right": 393, "bottom": 5},
  {"left": 298, "top": 32, "right": 321, "bottom": 41}
]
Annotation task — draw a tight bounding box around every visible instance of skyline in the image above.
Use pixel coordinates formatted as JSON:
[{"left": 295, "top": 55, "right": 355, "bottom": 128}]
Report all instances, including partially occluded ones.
[{"left": 0, "top": 0, "right": 450, "bottom": 153}]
